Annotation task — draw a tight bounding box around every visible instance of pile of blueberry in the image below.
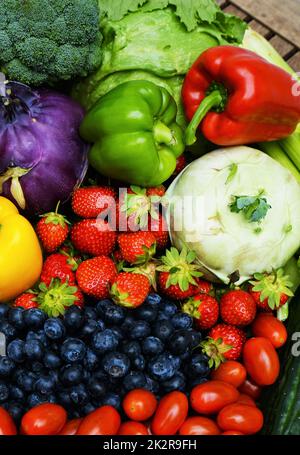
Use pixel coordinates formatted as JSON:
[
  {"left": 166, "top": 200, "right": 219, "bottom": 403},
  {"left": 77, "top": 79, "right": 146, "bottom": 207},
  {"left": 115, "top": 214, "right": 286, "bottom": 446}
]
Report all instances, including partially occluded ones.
[{"left": 0, "top": 294, "right": 210, "bottom": 422}]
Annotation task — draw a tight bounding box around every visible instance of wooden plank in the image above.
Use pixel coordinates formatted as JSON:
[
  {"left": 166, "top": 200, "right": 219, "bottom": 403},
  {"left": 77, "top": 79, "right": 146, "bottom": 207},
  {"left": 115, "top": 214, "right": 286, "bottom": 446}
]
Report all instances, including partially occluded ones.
[
  {"left": 287, "top": 51, "right": 300, "bottom": 72},
  {"left": 269, "top": 35, "right": 296, "bottom": 59},
  {"left": 223, "top": 4, "right": 249, "bottom": 20},
  {"left": 247, "top": 19, "right": 272, "bottom": 38},
  {"left": 230, "top": 0, "right": 300, "bottom": 47}
]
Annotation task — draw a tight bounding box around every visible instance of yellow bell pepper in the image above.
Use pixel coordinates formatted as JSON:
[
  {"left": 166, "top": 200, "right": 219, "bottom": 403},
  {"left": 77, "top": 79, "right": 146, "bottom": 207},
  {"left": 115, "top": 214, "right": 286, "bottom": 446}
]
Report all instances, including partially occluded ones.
[{"left": 0, "top": 197, "right": 43, "bottom": 302}]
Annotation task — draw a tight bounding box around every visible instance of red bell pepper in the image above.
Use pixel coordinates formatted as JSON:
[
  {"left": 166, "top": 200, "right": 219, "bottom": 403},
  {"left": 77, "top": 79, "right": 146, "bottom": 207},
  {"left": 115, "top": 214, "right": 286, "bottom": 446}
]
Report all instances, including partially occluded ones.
[{"left": 182, "top": 46, "right": 300, "bottom": 146}]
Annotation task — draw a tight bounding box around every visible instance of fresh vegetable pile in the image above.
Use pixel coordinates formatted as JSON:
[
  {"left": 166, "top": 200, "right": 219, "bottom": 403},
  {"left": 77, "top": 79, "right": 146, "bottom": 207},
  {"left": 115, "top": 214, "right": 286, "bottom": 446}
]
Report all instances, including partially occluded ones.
[{"left": 0, "top": 0, "right": 300, "bottom": 437}]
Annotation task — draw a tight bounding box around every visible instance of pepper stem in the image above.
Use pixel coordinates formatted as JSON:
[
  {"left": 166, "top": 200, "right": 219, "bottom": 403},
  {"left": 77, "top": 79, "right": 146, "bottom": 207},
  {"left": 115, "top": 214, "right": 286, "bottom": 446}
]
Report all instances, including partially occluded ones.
[{"left": 185, "top": 91, "right": 224, "bottom": 146}]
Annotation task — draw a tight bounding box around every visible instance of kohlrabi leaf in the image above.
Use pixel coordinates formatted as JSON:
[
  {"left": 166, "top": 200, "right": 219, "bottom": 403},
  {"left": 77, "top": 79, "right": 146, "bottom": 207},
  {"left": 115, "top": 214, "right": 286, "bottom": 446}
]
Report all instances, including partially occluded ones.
[
  {"left": 99, "top": 0, "right": 148, "bottom": 21},
  {"left": 229, "top": 194, "right": 271, "bottom": 223}
]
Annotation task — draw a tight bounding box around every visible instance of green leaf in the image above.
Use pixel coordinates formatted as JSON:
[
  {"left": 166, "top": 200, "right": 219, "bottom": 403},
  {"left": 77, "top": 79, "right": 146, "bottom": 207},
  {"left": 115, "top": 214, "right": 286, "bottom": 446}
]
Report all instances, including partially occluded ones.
[
  {"left": 225, "top": 163, "right": 238, "bottom": 185},
  {"left": 99, "top": 0, "right": 148, "bottom": 21},
  {"left": 229, "top": 194, "right": 271, "bottom": 223}
]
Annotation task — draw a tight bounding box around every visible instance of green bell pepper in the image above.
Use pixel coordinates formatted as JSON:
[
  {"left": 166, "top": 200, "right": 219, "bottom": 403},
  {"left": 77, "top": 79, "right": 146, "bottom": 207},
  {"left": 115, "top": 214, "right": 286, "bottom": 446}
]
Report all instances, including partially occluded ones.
[{"left": 80, "top": 81, "right": 185, "bottom": 186}]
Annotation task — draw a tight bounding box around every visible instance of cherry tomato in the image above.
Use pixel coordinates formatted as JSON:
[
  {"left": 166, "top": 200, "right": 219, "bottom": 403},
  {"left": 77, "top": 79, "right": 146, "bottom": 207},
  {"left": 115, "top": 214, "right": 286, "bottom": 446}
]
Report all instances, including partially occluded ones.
[
  {"left": 123, "top": 389, "right": 157, "bottom": 421},
  {"left": 77, "top": 406, "right": 121, "bottom": 435},
  {"left": 190, "top": 380, "right": 239, "bottom": 415},
  {"left": 118, "top": 421, "right": 149, "bottom": 435},
  {"left": 0, "top": 407, "right": 17, "bottom": 435},
  {"left": 179, "top": 417, "right": 220, "bottom": 435},
  {"left": 217, "top": 403, "right": 264, "bottom": 435},
  {"left": 238, "top": 378, "right": 262, "bottom": 400},
  {"left": 222, "top": 430, "right": 244, "bottom": 435},
  {"left": 236, "top": 394, "right": 256, "bottom": 407},
  {"left": 58, "top": 418, "right": 82, "bottom": 435},
  {"left": 211, "top": 361, "right": 247, "bottom": 388},
  {"left": 251, "top": 313, "right": 287, "bottom": 348},
  {"left": 243, "top": 337, "right": 280, "bottom": 386},
  {"left": 151, "top": 391, "right": 188, "bottom": 435},
  {"left": 21, "top": 404, "right": 67, "bottom": 435}
]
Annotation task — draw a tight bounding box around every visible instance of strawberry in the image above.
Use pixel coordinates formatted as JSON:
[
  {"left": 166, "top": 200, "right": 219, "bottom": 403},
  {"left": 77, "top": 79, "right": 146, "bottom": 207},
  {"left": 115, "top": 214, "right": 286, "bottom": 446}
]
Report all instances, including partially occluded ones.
[
  {"left": 36, "top": 206, "right": 69, "bottom": 253},
  {"left": 76, "top": 256, "right": 117, "bottom": 299},
  {"left": 196, "top": 279, "right": 213, "bottom": 295},
  {"left": 183, "top": 294, "right": 219, "bottom": 330},
  {"left": 173, "top": 154, "right": 187, "bottom": 176},
  {"left": 147, "top": 213, "right": 169, "bottom": 250},
  {"left": 249, "top": 268, "right": 293, "bottom": 311},
  {"left": 37, "top": 279, "right": 82, "bottom": 317},
  {"left": 157, "top": 247, "right": 202, "bottom": 300},
  {"left": 14, "top": 292, "right": 39, "bottom": 310},
  {"left": 202, "top": 323, "right": 247, "bottom": 367},
  {"left": 119, "top": 186, "right": 161, "bottom": 230},
  {"left": 110, "top": 272, "right": 150, "bottom": 308},
  {"left": 146, "top": 185, "right": 166, "bottom": 198},
  {"left": 118, "top": 231, "right": 156, "bottom": 265},
  {"left": 220, "top": 290, "right": 256, "bottom": 326},
  {"left": 40, "top": 254, "right": 76, "bottom": 287},
  {"left": 71, "top": 219, "right": 116, "bottom": 256},
  {"left": 72, "top": 186, "right": 117, "bottom": 219}
]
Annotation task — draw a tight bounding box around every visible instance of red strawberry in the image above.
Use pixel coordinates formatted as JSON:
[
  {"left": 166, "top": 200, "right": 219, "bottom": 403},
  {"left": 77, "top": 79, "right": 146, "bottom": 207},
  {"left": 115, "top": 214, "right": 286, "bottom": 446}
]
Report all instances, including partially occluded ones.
[
  {"left": 146, "top": 185, "right": 165, "bottom": 198},
  {"left": 36, "top": 207, "right": 69, "bottom": 253},
  {"left": 220, "top": 290, "right": 256, "bottom": 326},
  {"left": 76, "top": 256, "right": 117, "bottom": 299},
  {"left": 72, "top": 186, "right": 117, "bottom": 219},
  {"left": 147, "top": 213, "right": 169, "bottom": 250},
  {"left": 71, "top": 219, "right": 116, "bottom": 256},
  {"left": 40, "top": 254, "right": 76, "bottom": 287},
  {"left": 196, "top": 279, "right": 213, "bottom": 295},
  {"left": 157, "top": 247, "right": 202, "bottom": 300},
  {"left": 110, "top": 272, "right": 150, "bottom": 308},
  {"left": 249, "top": 269, "right": 293, "bottom": 311},
  {"left": 14, "top": 293, "right": 39, "bottom": 310},
  {"left": 37, "top": 279, "right": 82, "bottom": 317},
  {"left": 73, "top": 289, "right": 84, "bottom": 309},
  {"left": 202, "top": 323, "right": 247, "bottom": 366},
  {"left": 118, "top": 231, "right": 156, "bottom": 265},
  {"left": 173, "top": 154, "right": 187, "bottom": 176},
  {"left": 118, "top": 186, "right": 161, "bottom": 230},
  {"left": 183, "top": 294, "right": 219, "bottom": 330}
]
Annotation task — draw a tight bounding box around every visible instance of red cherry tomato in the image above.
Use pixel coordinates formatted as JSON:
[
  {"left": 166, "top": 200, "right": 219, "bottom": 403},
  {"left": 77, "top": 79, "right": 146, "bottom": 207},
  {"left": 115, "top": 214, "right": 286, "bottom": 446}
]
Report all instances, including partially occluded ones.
[
  {"left": 77, "top": 406, "right": 121, "bottom": 435},
  {"left": 243, "top": 337, "right": 280, "bottom": 386},
  {"left": 222, "top": 430, "right": 244, "bottom": 435},
  {"left": 0, "top": 407, "right": 17, "bottom": 435},
  {"left": 21, "top": 404, "right": 67, "bottom": 435},
  {"left": 211, "top": 361, "right": 247, "bottom": 388},
  {"left": 217, "top": 403, "right": 264, "bottom": 435},
  {"left": 190, "top": 380, "right": 239, "bottom": 415},
  {"left": 236, "top": 394, "right": 256, "bottom": 407},
  {"left": 238, "top": 378, "right": 262, "bottom": 400},
  {"left": 58, "top": 418, "right": 82, "bottom": 435},
  {"left": 251, "top": 314, "right": 287, "bottom": 348},
  {"left": 123, "top": 389, "right": 157, "bottom": 421},
  {"left": 179, "top": 417, "right": 220, "bottom": 435},
  {"left": 151, "top": 391, "right": 188, "bottom": 435},
  {"left": 118, "top": 421, "right": 149, "bottom": 435}
]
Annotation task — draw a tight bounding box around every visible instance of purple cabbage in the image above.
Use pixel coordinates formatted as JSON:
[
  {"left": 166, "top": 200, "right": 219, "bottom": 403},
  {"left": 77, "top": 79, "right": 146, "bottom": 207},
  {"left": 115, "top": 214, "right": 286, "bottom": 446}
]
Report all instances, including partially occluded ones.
[{"left": 0, "top": 80, "right": 89, "bottom": 215}]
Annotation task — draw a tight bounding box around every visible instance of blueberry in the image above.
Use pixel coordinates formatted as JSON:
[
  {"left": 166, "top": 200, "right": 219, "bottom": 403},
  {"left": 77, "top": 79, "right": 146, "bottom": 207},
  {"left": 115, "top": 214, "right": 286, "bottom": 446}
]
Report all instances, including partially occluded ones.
[
  {"left": 80, "top": 319, "right": 98, "bottom": 338},
  {"left": 171, "top": 313, "right": 193, "bottom": 330},
  {"left": 148, "top": 353, "right": 176, "bottom": 381},
  {"left": 58, "top": 390, "right": 73, "bottom": 408},
  {"left": 12, "top": 367, "right": 26, "bottom": 384},
  {"left": 91, "top": 329, "right": 119, "bottom": 353},
  {"left": 145, "top": 293, "right": 162, "bottom": 307},
  {"left": 29, "top": 361, "right": 45, "bottom": 373},
  {"left": 188, "top": 330, "right": 202, "bottom": 348},
  {"left": 9, "top": 385, "right": 25, "bottom": 401},
  {"left": 157, "top": 311, "right": 169, "bottom": 321},
  {"left": 0, "top": 321, "right": 17, "bottom": 341},
  {"left": 167, "top": 330, "right": 192, "bottom": 354},
  {"left": 27, "top": 392, "right": 48, "bottom": 408},
  {"left": 35, "top": 375, "right": 56, "bottom": 394},
  {"left": 87, "top": 378, "right": 107, "bottom": 398},
  {"left": 24, "top": 339, "right": 44, "bottom": 360},
  {"left": 187, "top": 354, "right": 210, "bottom": 378},
  {"left": 120, "top": 315, "right": 135, "bottom": 332},
  {"left": 96, "top": 299, "right": 112, "bottom": 317},
  {"left": 8, "top": 307, "right": 25, "bottom": 329},
  {"left": 102, "top": 352, "right": 130, "bottom": 379},
  {"left": 135, "top": 304, "right": 158, "bottom": 322},
  {"left": 102, "top": 392, "right": 121, "bottom": 410},
  {"left": 26, "top": 330, "right": 49, "bottom": 348},
  {"left": 4, "top": 402, "right": 24, "bottom": 422},
  {"left": 61, "top": 364, "right": 83, "bottom": 386},
  {"left": 82, "top": 403, "right": 96, "bottom": 415},
  {"left": 104, "top": 303, "right": 126, "bottom": 325},
  {"left": 83, "top": 348, "right": 99, "bottom": 372},
  {"left": 84, "top": 307, "right": 97, "bottom": 320},
  {"left": 122, "top": 341, "right": 141, "bottom": 359},
  {"left": 0, "top": 304, "right": 9, "bottom": 318},
  {"left": 96, "top": 319, "right": 105, "bottom": 331},
  {"left": 131, "top": 354, "right": 145, "bottom": 371},
  {"left": 0, "top": 357, "right": 15, "bottom": 377},
  {"left": 123, "top": 371, "right": 147, "bottom": 390},
  {"left": 17, "top": 371, "right": 37, "bottom": 392},
  {"left": 44, "top": 318, "right": 66, "bottom": 340},
  {"left": 188, "top": 377, "right": 208, "bottom": 390},
  {"left": 162, "top": 372, "right": 186, "bottom": 392},
  {"left": 43, "top": 351, "right": 61, "bottom": 369},
  {"left": 0, "top": 381, "right": 9, "bottom": 402},
  {"left": 168, "top": 353, "right": 181, "bottom": 370},
  {"left": 144, "top": 375, "right": 160, "bottom": 394},
  {"left": 23, "top": 309, "right": 46, "bottom": 329},
  {"left": 179, "top": 351, "right": 190, "bottom": 362},
  {"left": 110, "top": 326, "right": 124, "bottom": 341},
  {"left": 61, "top": 338, "right": 86, "bottom": 363},
  {"left": 69, "top": 384, "right": 89, "bottom": 406},
  {"left": 129, "top": 320, "right": 151, "bottom": 340},
  {"left": 142, "top": 336, "right": 164, "bottom": 356},
  {"left": 64, "top": 306, "right": 84, "bottom": 329},
  {"left": 152, "top": 320, "right": 174, "bottom": 341},
  {"left": 7, "top": 339, "right": 25, "bottom": 363},
  {"left": 161, "top": 300, "right": 178, "bottom": 316}
]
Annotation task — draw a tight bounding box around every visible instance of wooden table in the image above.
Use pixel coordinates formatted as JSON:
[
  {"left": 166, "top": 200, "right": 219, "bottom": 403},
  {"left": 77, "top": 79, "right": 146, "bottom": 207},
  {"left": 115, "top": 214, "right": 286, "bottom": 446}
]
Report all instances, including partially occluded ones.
[{"left": 217, "top": 0, "right": 300, "bottom": 71}]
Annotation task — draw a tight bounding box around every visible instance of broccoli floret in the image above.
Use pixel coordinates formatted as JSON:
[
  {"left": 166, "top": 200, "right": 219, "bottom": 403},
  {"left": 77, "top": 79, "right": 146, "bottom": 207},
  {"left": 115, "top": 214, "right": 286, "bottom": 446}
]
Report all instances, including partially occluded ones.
[{"left": 0, "top": 0, "right": 103, "bottom": 86}]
